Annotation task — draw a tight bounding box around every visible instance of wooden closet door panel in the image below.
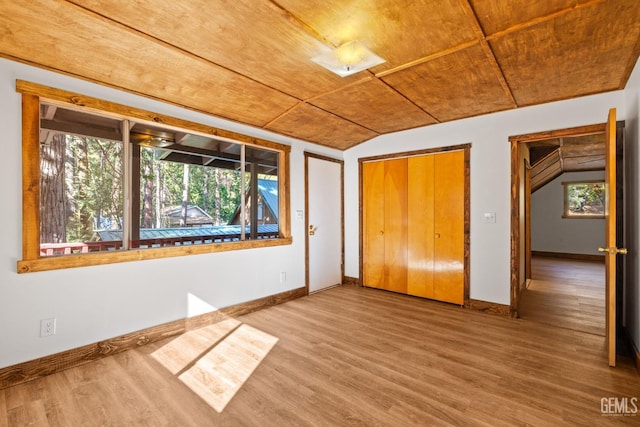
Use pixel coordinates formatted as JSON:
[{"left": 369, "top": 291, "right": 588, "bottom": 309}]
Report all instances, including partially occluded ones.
[
  {"left": 434, "top": 150, "right": 464, "bottom": 304},
  {"left": 383, "top": 158, "right": 408, "bottom": 293},
  {"left": 407, "top": 155, "right": 434, "bottom": 298},
  {"left": 362, "top": 160, "right": 385, "bottom": 288}
]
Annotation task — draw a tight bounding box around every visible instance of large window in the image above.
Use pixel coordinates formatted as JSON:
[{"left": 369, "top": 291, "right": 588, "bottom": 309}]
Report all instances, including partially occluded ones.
[
  {"left": 18, "top": 81, "right": 290, "bottom": 273},
  {"left": 562, "top": 180, "right": 605, "bottom": 219}
]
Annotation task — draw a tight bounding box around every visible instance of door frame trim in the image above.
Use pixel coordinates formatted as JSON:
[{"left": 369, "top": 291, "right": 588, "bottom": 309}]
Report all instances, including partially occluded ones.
[
  {"left": 358, "top": 143, "right": 471, "bottom": 306},
  {"left": 304, "top": 152, "right": 344, "bottom": 294}
]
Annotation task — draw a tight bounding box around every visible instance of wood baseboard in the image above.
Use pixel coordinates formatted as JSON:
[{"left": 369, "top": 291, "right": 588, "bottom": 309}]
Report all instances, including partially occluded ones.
[
  {"left": 467, "top": 299, "right": 511, "bottom": 317},
  {"left": 0, "top": 286, "right": 306, "bottom": 390},
  {"left": 531, "top": 251, "right": 605, "bottom": 263},
  {"left": 342, "top": 276, "right": 360, "bottom": 286}
]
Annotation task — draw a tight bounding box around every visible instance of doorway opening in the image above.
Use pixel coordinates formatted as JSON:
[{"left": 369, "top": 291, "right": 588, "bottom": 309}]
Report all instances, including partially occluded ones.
[
  {"left": 510, "top": 118, "right": 626, "bottom": 360},
  {"left": 522, "top": 133, "right": 608, "bottom": 336}
]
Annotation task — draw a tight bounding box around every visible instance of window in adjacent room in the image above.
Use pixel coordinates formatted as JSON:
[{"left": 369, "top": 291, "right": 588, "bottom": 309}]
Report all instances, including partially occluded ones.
[{"left": 562, "top": 180, "right": 605, "bottom": 219}]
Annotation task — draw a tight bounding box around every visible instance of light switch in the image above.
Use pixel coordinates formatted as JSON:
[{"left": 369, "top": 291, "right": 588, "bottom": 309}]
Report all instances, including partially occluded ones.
[
  {"left": 296, "top": 210, "right": 304, "bottom": 220},
  {"left": 483, "top": 212, "right": 496, "bottom": 223}
]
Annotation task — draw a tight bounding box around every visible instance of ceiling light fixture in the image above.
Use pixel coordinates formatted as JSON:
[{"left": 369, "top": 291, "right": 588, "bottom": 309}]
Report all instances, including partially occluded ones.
[{"left": 311, "top": 41, "right": 385, "bottom": 77}]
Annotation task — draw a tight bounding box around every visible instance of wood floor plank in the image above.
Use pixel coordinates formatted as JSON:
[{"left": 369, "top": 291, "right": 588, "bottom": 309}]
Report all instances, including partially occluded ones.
[
  {"left": 38, "top": 373, "right": 89, "bottom": 427},
  {"left": 0, "top": 390, "right": 7, "bottom": 427},
  {"left": 1, "top": 284, "right": 638, "bottom": 425},
  {"left": 114, "top": 347, "right": 220, "bottom": 426},
  {"left": 6, "top": 400, "right": 48, "bottom": 426},
  {"left": 520, "top": 257, "right": 606, "bottom": 336}
]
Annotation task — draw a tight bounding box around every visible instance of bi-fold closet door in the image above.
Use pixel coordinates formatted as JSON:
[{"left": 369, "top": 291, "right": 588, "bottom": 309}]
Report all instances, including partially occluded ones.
[{"left": 362, "top": 149, "right": 464, "bottom": 305}]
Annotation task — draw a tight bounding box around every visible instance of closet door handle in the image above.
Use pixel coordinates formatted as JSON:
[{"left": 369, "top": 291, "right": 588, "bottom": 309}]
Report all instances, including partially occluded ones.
[{"left": 435, "top": 233, "right": 441, "bottom": 238}]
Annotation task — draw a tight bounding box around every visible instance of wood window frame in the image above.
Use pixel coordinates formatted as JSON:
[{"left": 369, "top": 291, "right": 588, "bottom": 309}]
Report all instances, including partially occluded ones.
[
  {"left": 561, "top": 180, "right": 606, "bottom": 219},
  {"left": 17, "top": 80, "right": 291, "bottom": 273}
]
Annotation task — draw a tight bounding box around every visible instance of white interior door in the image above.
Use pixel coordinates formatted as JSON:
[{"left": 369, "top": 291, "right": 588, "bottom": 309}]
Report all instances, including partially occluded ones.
[{"left": 306, "top": 154, "right": 343, "bottom": 293}]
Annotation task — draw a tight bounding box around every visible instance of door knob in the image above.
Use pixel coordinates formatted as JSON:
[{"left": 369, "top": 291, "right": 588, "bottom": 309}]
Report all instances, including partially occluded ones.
[
  {"left": 598, "top": 247, "right": 628, "bottom": 255},
  {"left": 309, "top": 225, "right": 317, "bottom": 236}
]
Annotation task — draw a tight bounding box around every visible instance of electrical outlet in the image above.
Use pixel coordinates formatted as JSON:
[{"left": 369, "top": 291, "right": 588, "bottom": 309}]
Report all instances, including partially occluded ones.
[
  {"left": 40, "top": 318, "right": 56, "bottom": 337},
  {"left": 280, "top": 272, "right": 286, "bottom": 284}
]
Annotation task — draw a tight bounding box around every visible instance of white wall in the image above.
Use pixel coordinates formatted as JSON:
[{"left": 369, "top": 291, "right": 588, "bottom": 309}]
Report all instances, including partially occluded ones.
[
  {"left": 624, "top": 57, "right": 640, "bottom": 351},
  {"left": 531, "top": 171, "right": 605, "bottom": 255},
  {"left": 0, "top": 58, "right": 343, "bottom": 368},
  {"left": 344, "top": 87, "right": 628, "bottom": 306}
]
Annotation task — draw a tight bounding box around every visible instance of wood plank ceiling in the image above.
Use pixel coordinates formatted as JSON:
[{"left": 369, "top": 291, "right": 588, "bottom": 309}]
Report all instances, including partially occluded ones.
[
  {"left": 1, "top": 0, "right": 639, "bottom": 150},
  {"left": 529, "top": 133, "right": 606, "bottom": 192}
]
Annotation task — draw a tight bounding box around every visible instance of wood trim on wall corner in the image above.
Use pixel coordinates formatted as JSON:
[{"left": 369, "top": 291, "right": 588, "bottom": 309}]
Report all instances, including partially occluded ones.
[
  {"left": 0, "top": 286, "right": 307, "bottom": 390},
  {"left": 467, "top": 299, "right": 511, "bottom": 317}
]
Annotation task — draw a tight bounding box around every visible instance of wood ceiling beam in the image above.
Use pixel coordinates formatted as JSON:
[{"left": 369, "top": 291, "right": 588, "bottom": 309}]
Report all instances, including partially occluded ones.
[
  {"left": 457, "top": 0, "right": 517, "bottom": 108},
  {"left": 265, "top": 98, "right": 382, "bottom": 138},
  {"left": 154, "top": 143, "right": 278, "bottom": 167},
  {"left": 174, "top": 132, "right": 189, "bottom": 144},
  {"left": 40, "top": 119, "right": 122, "bottom": 142},
  {"left": 374, "top": 40, "right": 478, "bottom": 79},
  {"left": 304, "top": 76, "right": 374, "bottom": 103},
  {"left": 266, "top": 0, "right": 334, "bottom": 47},
  {"left": 376, "top": 78, "right": 441, "bottom": 123},
  {"left": 484, "top": 0, "right": 607, "bottom": 41},
  {"left": 263, "top": 102, "right": 304, "bottom": 129},
  {"left": 42, "top": 104, "right": 57, "bottom": 120}
]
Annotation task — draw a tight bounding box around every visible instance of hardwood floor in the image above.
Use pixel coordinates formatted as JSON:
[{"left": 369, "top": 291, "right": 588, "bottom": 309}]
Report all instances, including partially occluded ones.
[
  {"left": 520, "top": 256, "right": 606, "bottom": 336},
  {"left": 2, "top": 284, "right": 639, "bottom": 426}
]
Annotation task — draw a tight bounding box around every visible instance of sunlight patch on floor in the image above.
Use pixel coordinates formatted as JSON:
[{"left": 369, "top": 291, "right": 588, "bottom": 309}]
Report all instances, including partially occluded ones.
[
  {"left": 151, "top": 319, "right": 278, "bottom": 413},
  {"left": 178, "top": 324, "right": 279, "bottom": 412},
  {"left": 151, "top": 318, "right": 241, "bottom": 375}
]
